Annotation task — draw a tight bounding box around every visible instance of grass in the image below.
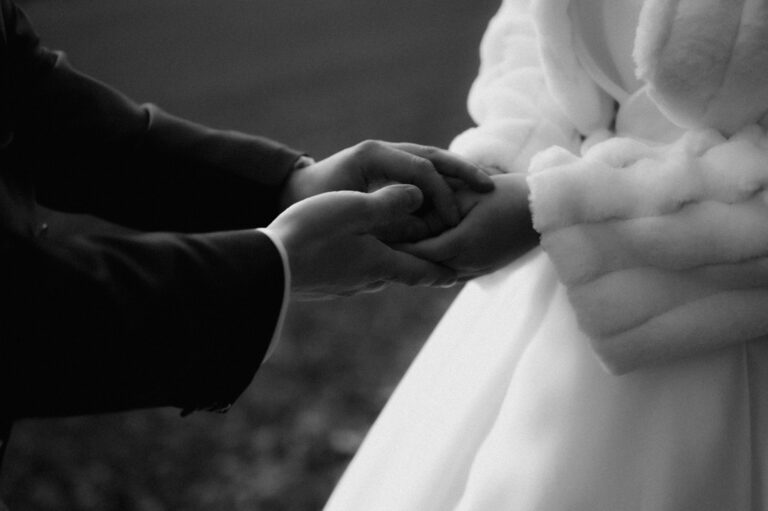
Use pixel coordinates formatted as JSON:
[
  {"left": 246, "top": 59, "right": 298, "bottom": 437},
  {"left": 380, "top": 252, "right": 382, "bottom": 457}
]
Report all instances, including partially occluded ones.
[{"left": 2, "top": 0, "right": 499, "bottom": 509}]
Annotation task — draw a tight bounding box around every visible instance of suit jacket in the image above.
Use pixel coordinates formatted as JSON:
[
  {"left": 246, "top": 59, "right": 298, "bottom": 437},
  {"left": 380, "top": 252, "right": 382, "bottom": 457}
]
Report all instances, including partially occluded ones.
[{"left": 0, "top": 0, "right": 303, "bottom": 463}]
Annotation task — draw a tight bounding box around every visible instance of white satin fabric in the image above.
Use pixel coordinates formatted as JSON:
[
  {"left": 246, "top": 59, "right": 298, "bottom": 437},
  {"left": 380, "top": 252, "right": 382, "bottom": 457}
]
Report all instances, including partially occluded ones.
[{"left": 325, "top": 250, "right": 768, "bottom": 510}]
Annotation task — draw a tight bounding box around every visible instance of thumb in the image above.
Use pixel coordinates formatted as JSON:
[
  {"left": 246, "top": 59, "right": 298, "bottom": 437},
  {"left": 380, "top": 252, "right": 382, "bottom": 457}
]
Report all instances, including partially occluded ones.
[
  {"left": 383, "top": 247, "right": 458, "bottom": 288},
  {"left": 363, "top": 184, "right": 424, "bottom": 227}
]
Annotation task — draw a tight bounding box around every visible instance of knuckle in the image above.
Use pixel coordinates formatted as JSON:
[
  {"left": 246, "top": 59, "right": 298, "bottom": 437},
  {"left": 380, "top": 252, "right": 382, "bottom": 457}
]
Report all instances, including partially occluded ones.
[
  {"left": 421, "top": 145, "right": 438, "bottom": 158},
  {"left": 355, "top": 139, "right": 383, "bottom": 158},
  {"left": 412, "top": 156, "right": 436, "bottom": 175}
]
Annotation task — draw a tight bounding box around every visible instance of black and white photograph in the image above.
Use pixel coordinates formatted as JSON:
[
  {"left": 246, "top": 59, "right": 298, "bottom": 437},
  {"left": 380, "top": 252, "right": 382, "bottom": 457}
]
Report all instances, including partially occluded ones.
[{"left": 3, "top": 0, "right": 768, "bottom": 510}]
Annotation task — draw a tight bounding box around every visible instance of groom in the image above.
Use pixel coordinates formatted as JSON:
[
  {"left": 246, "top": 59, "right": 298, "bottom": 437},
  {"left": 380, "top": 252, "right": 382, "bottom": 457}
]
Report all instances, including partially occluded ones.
[{"left": 0, "top": 0, "right": 501, "bottom": 486}]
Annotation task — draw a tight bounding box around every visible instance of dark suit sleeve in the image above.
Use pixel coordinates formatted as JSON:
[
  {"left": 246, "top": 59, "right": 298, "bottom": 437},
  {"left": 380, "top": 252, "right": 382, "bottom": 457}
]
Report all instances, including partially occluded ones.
[
  {"left": 7, "top": 2, "right": 304, "bottom": 232},
  {"left": 0, "top": 2, "right": 296, "bottom": 419},
  {"left": 1, "top": 228, "right": 285, "bottom": 418}
]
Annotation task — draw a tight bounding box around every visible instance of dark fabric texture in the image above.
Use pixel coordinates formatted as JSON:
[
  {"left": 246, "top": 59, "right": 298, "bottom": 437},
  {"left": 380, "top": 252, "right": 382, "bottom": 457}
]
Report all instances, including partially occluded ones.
[{"left": 0, "top": 0, "right": 303, "bottom": 464}]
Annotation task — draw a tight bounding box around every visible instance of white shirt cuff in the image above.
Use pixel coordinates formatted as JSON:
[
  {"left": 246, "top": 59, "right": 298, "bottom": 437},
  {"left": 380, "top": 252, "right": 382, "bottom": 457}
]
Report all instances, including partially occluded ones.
[{"left": 255, "top": 227, "right": 291, "bottom": 363}]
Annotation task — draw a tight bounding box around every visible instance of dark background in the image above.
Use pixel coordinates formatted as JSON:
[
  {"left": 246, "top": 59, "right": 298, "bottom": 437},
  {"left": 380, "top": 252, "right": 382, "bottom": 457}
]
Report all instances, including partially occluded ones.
[{"left": 2, "top": 0, "right": 499, "bottom": 509}]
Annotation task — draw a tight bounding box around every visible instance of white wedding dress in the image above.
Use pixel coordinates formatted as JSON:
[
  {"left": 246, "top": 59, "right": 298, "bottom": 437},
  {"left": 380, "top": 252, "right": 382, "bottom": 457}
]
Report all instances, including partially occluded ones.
[{"left": 324, "top": 1, "right": 768, "bottom": 509}]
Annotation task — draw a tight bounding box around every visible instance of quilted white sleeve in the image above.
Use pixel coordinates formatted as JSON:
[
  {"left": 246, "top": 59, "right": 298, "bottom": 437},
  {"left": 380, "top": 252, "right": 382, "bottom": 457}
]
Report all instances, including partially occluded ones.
[
  {"left": 450, "top": 0, "right": 583, "bottom": 174},
  {"left": 529, "top": 126, "right": 768, "bottom": 374}
]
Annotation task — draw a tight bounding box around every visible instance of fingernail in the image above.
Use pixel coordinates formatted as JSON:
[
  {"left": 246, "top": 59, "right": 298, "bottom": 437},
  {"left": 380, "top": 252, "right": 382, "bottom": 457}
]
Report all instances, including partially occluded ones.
[{"left": 438, "top": 278, "right": 458, "bottom": 288}]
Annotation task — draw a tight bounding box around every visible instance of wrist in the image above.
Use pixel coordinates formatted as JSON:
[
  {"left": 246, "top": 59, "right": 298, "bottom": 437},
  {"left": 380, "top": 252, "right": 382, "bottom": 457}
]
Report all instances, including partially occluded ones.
[{"left": 495, "top": 172, "right": 537, "bottom": 246}]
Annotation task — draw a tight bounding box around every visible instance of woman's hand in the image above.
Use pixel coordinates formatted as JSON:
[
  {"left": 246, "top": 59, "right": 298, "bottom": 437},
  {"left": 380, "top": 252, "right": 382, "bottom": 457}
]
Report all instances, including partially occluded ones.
[{"left": 397, "top": 173, "right": 539, "bottom": 280}]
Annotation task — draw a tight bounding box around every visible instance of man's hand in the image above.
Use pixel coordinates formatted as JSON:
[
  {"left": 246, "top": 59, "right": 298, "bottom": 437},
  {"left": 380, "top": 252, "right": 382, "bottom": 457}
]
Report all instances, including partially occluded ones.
[
  {"left": 279, "top": 141, "right": 495, "bottom": 236},
  {"left": 397, "top": 173, "right": 538, "bottom": 280},
  {"left": 267, "top": 184, "right": 458, "bottom": 300}
]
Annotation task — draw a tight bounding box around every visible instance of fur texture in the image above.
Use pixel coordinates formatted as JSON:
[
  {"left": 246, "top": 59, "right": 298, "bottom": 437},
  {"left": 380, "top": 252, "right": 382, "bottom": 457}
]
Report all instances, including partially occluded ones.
[
  {"left": 451, "top": 0, "right": 768, "bottom": 372},
  {"left": 530, "top": 126, "right": 768, "bottom": 372}
]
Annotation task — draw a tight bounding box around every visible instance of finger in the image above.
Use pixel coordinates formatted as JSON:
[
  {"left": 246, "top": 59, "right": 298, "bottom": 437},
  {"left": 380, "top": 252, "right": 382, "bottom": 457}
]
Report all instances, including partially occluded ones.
[
  {"left": 391, "top": 143, "right": 495, "bottom": 192},
  {"left": 419, "top": 208, "right": 452, "bottom": 236},
  {"left": 380, "top": 247, "right": 458, "bottom": 288},
  {"left": 394, "top": 228, "right": 463, "bottom": 265},
  {"left": 360, "top": 184, "right": 425, "bottom": 230},
  {"left": 444, "top": 176, "right": 467, "bottom": 190},
  {"left": 333, "top": 281, "right": 389, "bottom": 297},
  {"left": 373, "top": 216, "right": 434, "bottom": 243},
  {"left": 358, "top": 142, "right": 461, "bottom": 227},
  {"left": 360, "top": 281, "right": 389, "bottom": 294},
  {"left": 478, "top": 164, "right": 505, "bottom": 176},
  {"left": 458, "top": 272, "right": 484, "bottom": 283}
]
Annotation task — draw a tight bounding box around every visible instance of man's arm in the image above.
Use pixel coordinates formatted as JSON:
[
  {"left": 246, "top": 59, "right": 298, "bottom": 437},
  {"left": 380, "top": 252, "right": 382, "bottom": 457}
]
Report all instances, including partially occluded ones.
[
  {"left": 1, "top": 228, "right": 285, "bottom": 418},
  {"left": 2, "top": 181, "right": 462, "bottom": 420},
  {"left": 0, "top": 1, "right": 481, "bottom": 421},
  {"left": 5, "top": 1, "right": 303, "bottom": 232},
  {"left": 0, "top": 1, "right": 295, "bottom": 419}
]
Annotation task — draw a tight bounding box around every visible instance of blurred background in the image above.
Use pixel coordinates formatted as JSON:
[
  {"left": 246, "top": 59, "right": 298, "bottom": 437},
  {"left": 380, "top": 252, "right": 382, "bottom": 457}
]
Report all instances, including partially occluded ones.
[{"left": 2, "top": 0, "right": 499, "bottom": 509}]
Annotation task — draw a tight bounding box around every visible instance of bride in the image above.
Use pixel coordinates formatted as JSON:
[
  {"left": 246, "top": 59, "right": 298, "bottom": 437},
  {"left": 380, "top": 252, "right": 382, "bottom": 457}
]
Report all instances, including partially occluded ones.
[{"left": 324, "top": 0, "right": 768, "bottom": 509}]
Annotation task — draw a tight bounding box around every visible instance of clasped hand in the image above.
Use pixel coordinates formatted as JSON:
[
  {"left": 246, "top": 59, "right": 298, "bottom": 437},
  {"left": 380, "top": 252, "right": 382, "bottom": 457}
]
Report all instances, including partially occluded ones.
[
  {"left": 268, "top": 140, "right": 502, "bottom": 300},
  {"left": 397, "top": 172, "right": 539, "bottom": 281}
]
